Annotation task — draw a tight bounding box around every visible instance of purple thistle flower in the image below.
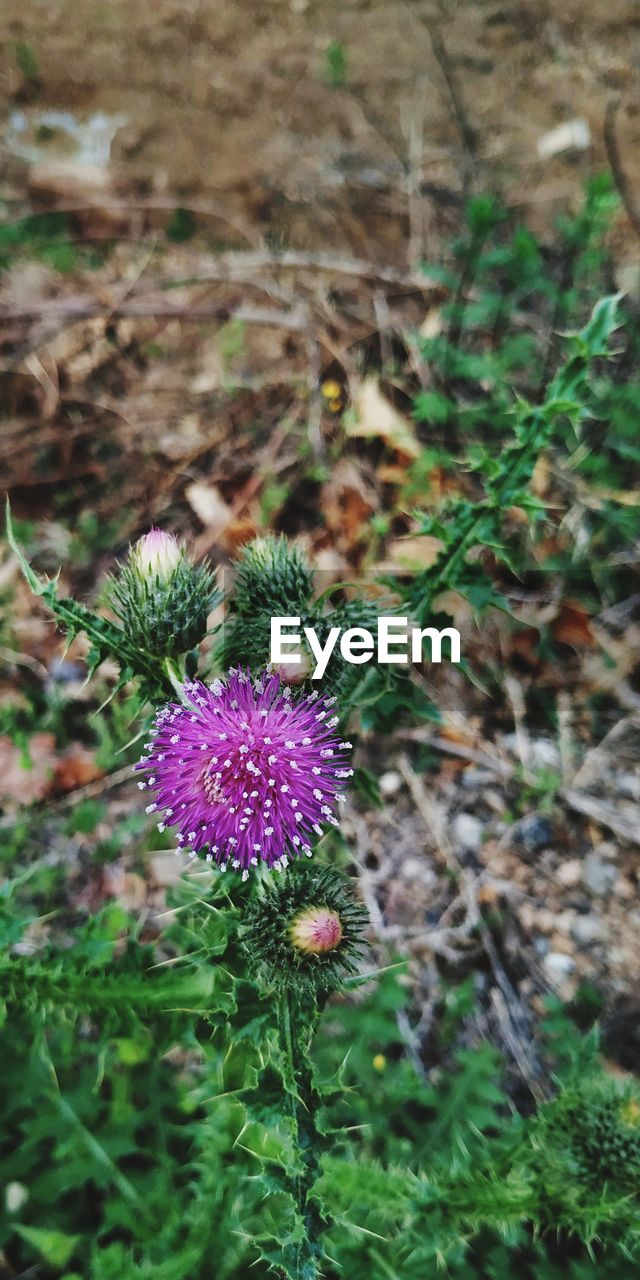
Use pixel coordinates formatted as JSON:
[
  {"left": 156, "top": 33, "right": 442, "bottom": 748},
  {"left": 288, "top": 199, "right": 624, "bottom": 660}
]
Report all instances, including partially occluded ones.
[{"left": 136, "top": 669, "right": 353, "bottom": 879}]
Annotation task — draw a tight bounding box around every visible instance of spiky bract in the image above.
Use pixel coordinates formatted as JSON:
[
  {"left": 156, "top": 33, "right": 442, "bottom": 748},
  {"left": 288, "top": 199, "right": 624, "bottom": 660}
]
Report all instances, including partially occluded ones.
[{"left": 241, "top": 863, "right": 368, "bottom": 998}]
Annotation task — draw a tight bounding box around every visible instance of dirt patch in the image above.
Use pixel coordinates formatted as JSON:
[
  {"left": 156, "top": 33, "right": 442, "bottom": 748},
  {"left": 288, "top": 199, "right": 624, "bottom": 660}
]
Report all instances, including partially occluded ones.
[{"left": 3, "top": 1, "right": 640, "bottom": 260}]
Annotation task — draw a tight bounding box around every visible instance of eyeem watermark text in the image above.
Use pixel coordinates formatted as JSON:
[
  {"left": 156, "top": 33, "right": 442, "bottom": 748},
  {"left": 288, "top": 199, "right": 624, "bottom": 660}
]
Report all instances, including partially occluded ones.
[{"left": 271, "top": 616, "right": 461, "bottom": 681}]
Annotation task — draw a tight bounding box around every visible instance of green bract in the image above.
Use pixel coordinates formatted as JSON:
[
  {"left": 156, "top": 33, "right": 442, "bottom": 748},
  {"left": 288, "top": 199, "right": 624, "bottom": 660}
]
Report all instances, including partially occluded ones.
[
  {"left": 241, "top": 863, "right": 368, "bottom": 999},
  {"left": 233, "top": 535, "right": 314, "bottom": 617}
]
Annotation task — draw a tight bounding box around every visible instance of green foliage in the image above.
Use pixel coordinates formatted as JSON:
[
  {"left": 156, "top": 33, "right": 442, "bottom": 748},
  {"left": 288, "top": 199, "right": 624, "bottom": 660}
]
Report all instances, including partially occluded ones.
[
  {"left": 233, "top": 535, "right": 315, "bottom": 618},
  {"left": 406, "top": 292, "right": 623, "bottom": 624},
  {"left": 4, "top": 179, "right": 640, "bottom": 1276},
  {"left": 1, "top": 860, "right": 639, "bottom": 1277},
  {"left": 222, "top": 537, "right": 436, "bottom": 728},
  {"left": 411, "top": 178, "right": 636, "bottom": 606},
  {"left": 12, "top": 39, "right": 39, "bottom": 83},
  {"left": 166, "top": 207, "right": 197, "bottom": 242},
  {"left": 0, "top": 208, "right": 105, "bottom": 274},
  {"left": 324, "top": 40, "right": 348, "bottom": 88}
]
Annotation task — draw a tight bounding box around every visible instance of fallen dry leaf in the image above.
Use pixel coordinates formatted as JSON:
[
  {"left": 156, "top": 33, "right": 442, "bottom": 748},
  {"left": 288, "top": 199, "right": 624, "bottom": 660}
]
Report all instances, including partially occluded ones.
[
  {"left": 552, "top": 601, "right": 596, "bottom": 648},
  {"left": 185, "top": 481, "right": 234, "bottom": 537},
  {"left": 349, "top": 377, "right": 420, "bottom": 460},
  {"left": 0, "top": 736, "right": 103, "bottom": 810},
  {"left": 52, "top": 745, "right": 103, "bottom": 793},
  {"left": 0, "top": 733, "right": 57, "bottom": 808},
  {"left": 321, "top": 459, "right": 377, "bottom": 557},
  {"left": 375, "top": 534, "right": 444, "bottom": 571}
]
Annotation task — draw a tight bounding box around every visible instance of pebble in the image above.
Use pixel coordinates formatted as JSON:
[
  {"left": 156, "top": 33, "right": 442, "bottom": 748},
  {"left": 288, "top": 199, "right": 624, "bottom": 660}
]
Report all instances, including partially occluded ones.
[
  {"left": 451, "top": 812, "right": 484, "bottom": 853},
  {"left": 572, "top": 915, "right": 607, "bottom": 946},
  {"left": 379, "top": 770, "right": 402, "bottom": 798},
  {"left": 509, "top": 813, "right": 554, "bottom": 858},
  {"left": 583, "top": 851, "right": 617, "bottom": 896},
  {"left": 460, "top": 768, "right": 496, "bottom": 789},
  {"left": 29, "top": 159, "right": 111, "bottom": 201},
  {"left": 537, "top": 119, "right": 591, "bottom": 159},
  {"left": 556, "top": 858, "right": 582, "bottom": 888},
  {"left": 543, "top": 951, "right": 576, "bottom": 984},
  {"left": 615, "top": 877, "right": 635, "bottom": 901},
  {"left": 502, "top": 735, "right": 560, "bottom": 769},
  {"left": 594, "top": 840, "right": 619, "bottom": 863}
]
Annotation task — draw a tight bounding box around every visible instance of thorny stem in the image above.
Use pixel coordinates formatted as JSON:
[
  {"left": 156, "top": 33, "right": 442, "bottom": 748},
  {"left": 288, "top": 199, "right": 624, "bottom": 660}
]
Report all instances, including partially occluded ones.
[
  {"left": 416, "top": 412, "right": 543, "bottom": 620},
  {"left": 277, "top": 990, "right": 324, "bottom": 1278}
]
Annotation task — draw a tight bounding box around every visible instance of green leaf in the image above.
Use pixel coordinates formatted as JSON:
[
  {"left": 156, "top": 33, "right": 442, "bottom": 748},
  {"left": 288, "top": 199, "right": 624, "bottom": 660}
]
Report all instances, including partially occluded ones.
[{"left": 16, "top": 1225, "right": 81, "bottom": 1268}]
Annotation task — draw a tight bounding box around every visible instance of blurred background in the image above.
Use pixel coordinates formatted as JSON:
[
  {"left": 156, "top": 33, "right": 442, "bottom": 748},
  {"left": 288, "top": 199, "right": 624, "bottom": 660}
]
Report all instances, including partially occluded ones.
[{"left": 2, "top": 3, "right": 640, "bottom": 1276}]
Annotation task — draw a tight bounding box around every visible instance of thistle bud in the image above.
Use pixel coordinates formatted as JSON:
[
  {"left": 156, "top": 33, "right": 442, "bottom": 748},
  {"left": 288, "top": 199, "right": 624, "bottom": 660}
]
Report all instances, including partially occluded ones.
[
  {"left": 110, "top": 529, "right": 218, "bottom": 658},
  {"left": 271, "top": 647, "right": 313, "bottom": 686},
  {"left": 289, "top": 906, "right": 343, "bottom": 954},
  {"left": 129, "top": 528, "right": 182, "bottom": 581},
  {"left": 241, "top": 864, "right": 367, "bottom": 1000},
  {"left": 233, "top": 536, "right": 314, "bottom": 618}
]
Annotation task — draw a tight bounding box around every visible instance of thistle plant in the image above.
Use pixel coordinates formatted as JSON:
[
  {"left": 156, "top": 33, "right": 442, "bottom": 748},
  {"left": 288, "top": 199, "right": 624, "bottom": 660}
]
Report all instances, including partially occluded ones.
[{"left": 3, "top": 291, "right": 637, "bottom": 1278}]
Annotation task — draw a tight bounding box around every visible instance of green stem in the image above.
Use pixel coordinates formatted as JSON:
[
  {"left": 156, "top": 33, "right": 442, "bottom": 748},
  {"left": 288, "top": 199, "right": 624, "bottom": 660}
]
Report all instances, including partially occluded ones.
[
  {"left": 163, "top": 657, "right": 189, "bottom": 702},
  {"left": 277, "top": 990, "right": 323, "bottom": 1278},
  {"left": 279, "top": 990, "right": 305, "bottom": 1218}
]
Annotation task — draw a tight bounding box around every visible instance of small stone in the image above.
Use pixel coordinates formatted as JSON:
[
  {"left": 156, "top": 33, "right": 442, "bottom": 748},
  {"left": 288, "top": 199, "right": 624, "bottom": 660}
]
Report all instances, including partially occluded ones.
[
  {"left": 460, "top": 768, "right": 496, "bottom": 789},
  {"left": 452, "top": 812, "right": 484, "bottom": 852},
  {"left": 614, "top": 877, "right": 635, "bottom": 900},
  {"left": 534, "top": 909, "right": 557, "bottom": 935},
  {"left": 572, "top": 915, "right": 607, "bottom": 946},
  {"left": 502, "top": 735, "right": 559, "bottom": 769},
  {"left": 549, "top": 932, "right": 574, "bottom": 956},
  {"left": 556, "top": 858, "right": 582, "bottom": 889},
  {"left": 594, "top": 840, "right": 619, "bottom": 863},
  {"left": 509, "top": 813, "right": 554, "bottom": 858},
  {"left": 555, "top": 910, "right": 576, "bottom": 937},
  {"left": 543, "top": 951, "right": 576, "bottom": 984},
  {"left": 48, "top": 657, "right": 86, "bottom": 684},
  {"left": 530, "top": 739, "right": 561, "bottom": 769},
  {"left": 379, "top": 770, "right": 402, "bottom": 797},
  {"left": 583, "top": 851, "right": 617, "bottom": 896},
  {"left": 537, "top": 119, "right": 591, "bottom": 160},
  {"left": 29, "top": 159, "right": 111, "bottom": 202}
]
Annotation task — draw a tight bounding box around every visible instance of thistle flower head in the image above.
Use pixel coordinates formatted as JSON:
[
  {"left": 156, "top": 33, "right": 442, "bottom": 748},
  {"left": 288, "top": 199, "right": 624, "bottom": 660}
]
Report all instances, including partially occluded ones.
[
  {"left": 136, "top": 669, "right": 353, "bottom": 877},
  {"left": 289, "top": 906, "right": 343, "bottom": 954},
  {"left": 129, "top": 528, "right": 183, "bottom": 581},
  {"left": 110, "top": 528, "right": 218, "bottom": 657},
  {"left": 242, "top": 863, "right": 367, "bottom": 997}
]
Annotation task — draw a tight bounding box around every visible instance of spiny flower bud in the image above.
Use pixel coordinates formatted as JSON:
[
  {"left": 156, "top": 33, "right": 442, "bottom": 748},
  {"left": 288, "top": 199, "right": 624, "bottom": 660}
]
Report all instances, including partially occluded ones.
[
  {"left": 241, "top": 863, "right": 367, "bottom": 999},
  {"left": 233, "top": 536, "right": 314, "bottom": 618},
  {"left": 129, "top": 528, "right": 182, "bottom": 581},
  {"left": 110, "top": 528, "right": 218, "bottom": 658},
  {"left": 538, "top": 1081, "right": 640, "bottom": 1194},
  {"left": 289, "top": 906, "right": 343, "bottom": 954},
  {"left": 271, "top": 647, "right": 313, "bottom": 686}
]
